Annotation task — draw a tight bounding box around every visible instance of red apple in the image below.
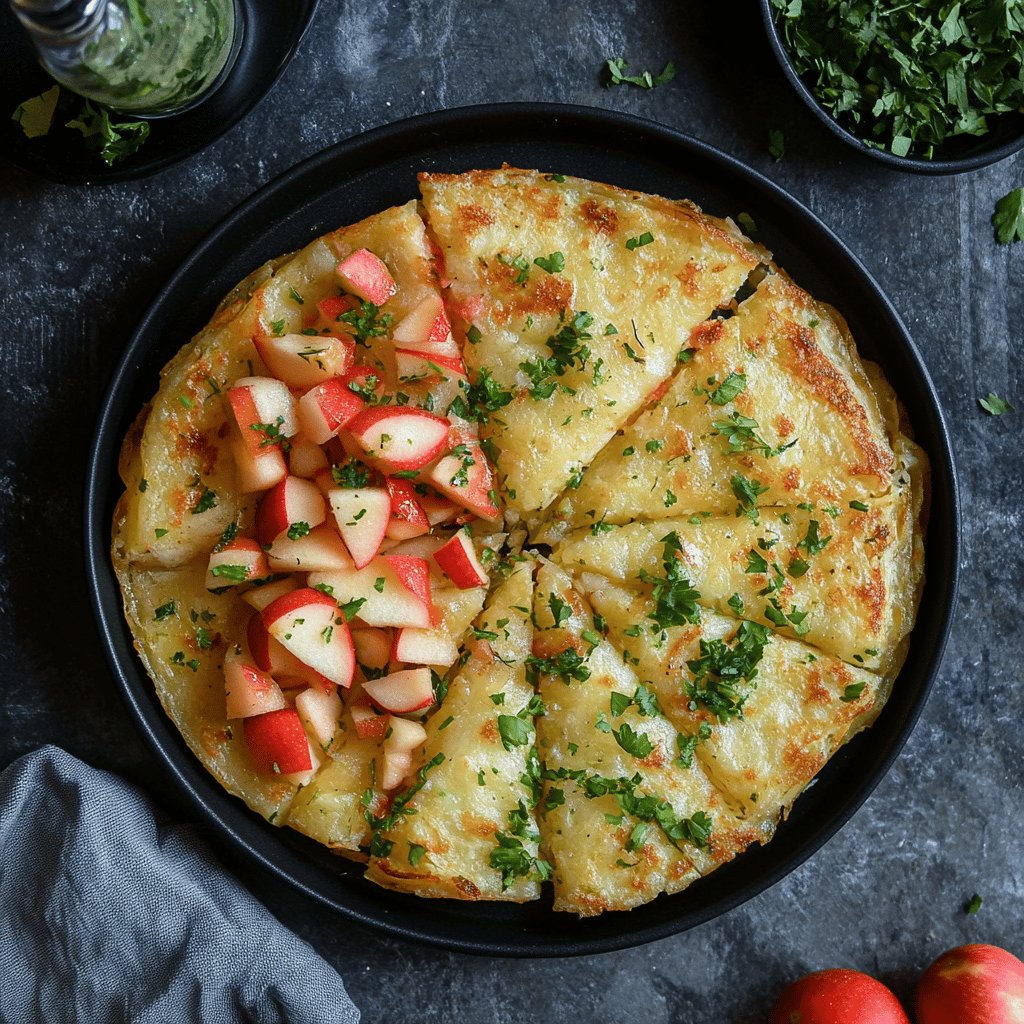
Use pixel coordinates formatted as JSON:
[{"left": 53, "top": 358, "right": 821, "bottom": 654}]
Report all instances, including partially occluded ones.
[
  {"left": 288, "top": 435, "right": 330, "bottom": 478},
  {"left": 255, "top": 476, "right": 326, "bottom": 546},
  {"left": 345, "top": 406, "right": 450, "bottom": 473},
  {"left": 262, "top": 588, "right": 355, "bottom": 689},
  {"left": 350, "top": 699, "right": 389, "bottom": 741},
  {"left": 339, "top": 364, "right": 386, "bottom": 403},
  {"left": 380, "top": 749, "right": 412, "bottom": 791},
  {"left": 230, "top": 433, "right": 287, "bottom": 494},
  {"left": 419, "top": 492, "right": 461, "bottom": 526},
  {"left": 328, "top": 486, "right": 391, "bottom": 568},
  {"left": 205, "top": 537, "right": 270, "bottom": 590},
  {"left": 297, "top": 378, "right": 365, "bottom": 444},
  {"left": 916, "top": 944, "right": 1024, "bottom": 1024},
  {"left": 432, "top": 531, "right": 488, "bottom": 588},
  {"left": 266, "top": 522, "right": 352, "bottom": 572},
  {"left": 381, "top": 716, "right": 428, "bottom": 789},
  {"left": 317, "top": 294, "right": 359, "bottom": 324},
  {"left": 246, "top": 613, "right": 330, "bottom": 690},
  {"left": 384, "top": 477, "right": 429, "bottom": 541},
  {"left": 243, "top": 708, "right": 312, "bottom": 775},
  {"left": 363, "top": 667, "right": 434, "bottom": 714},
  {"left": 427, "top": 438, "right": 500, "bottom": 520},
  {"left": 394, "top": 349, "right": 467, "bottom": 383},
  {"left": 770, "top": 970, "right": 910, "bottom": 1024},
  {"left": 241, "top": 577, "right": 297, "bottom": 612},
  {"left": 308, "top": 555, "right": 433, "bottom": 629},
  {"left": 223, "top": 648, "right": 286, "bottom": 719},
  {"left": 351, "top": 627, "right": 392, "bottom": 670},
  {"left": 227, "top": 377, "right": 298, "bottom": 458},
  {"left": 392, "top": 627, "right": 458, "bottom": 668},
  {"left": 294, "top": 685, "right": 342, "bottom": 750},
  {"left": 335, "top": 248, "right": 396, "bottom": 306},
  {"left": 392, "top": 294, "right": 459, "bottom": 355},
  {"left": 253, "top": 332, "right": 354, "bottom": 388}
]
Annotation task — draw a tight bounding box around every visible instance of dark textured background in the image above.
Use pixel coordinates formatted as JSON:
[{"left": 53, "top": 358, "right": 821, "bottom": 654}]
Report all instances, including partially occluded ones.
[{"left": 1, "top": 1, "right": 1020, "bottom": 1020}]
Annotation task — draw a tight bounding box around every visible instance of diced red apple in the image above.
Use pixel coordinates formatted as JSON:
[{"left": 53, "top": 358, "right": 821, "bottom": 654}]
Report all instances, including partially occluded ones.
[
  {"left": 294, "top": 685, "right": 342, "bottom": 750},
  {"left": 224, "top": 647, "right": 287, "bottom": 719},
  {"left": 427, "top": 439, "right": 500, "bottom": 520},
  {"left": 363, "top": 667, "right": 434, "bottom": 714},
  {"left": 297, "top": 378, "right": 366, "bottom": 445},
  {"left": 384, "top": 478, "right": 429, "bottom": 541},
  {"left": 419, "top": 492, "right": 461, "bottom": 526},
  {"left": 380, "top": 749, "right": 412, "bottom": 791},
  {"left": 351, "top": 627, "right": 392, "bottom": 670},
  {"left": 345, "top": 407, "right": 450, "bottom": 473},
  {"left": 387, "top": 715, "right": 429, "bottom": 751},
  {"left": 339, "top": 365, "right": 386, "bottom": 403},
  {"left": 231, "top": 433, "right": 287, "bottom": 494},
  {"left": 243, "top": 708, "right": 312, "bottom": 775},
  {"left": 392, "top": 627, "right": 458, "bottom": 668},
  {"left": 351, "top": 699, "right": 389, "bottom": 741},
  {"left": 262, "top": 588, "right": 355, "bottom": 689},
  {"left": 227, "top": 378, "right": 298, "bottom": 459},
  {"left": 253, "top": 333, "right": 354, "bottom": 388},
  {"left": 246, "top": 613, "right": 331, "bottom": 691},
  {"left": 433, "top": 531, "right": 488, "bottom": 588},
  {"left": 394, "top": 349, "right": 467, "bottom": 382},
  {"left": 392, "top": 294, "right": 460, "bottom": 356},
  {"left": 255, "top": 476, "right": 327, "bottom": 546},
  {"left": 329, "top": 487, "right": 390, "bottom": 569},
  {"left": 241, "top": 577, "right": 297, "bottom": 612},
  {"left": 308, "top": 555, "right": 433, "bottom": 629},
  {"left": 205, "top": 537, "right": 269, "bottom": 590},
  {"left": 335, "top": 249, "right": 396, "bottom": 306},
  {"left": 288, "top": 436, "right": 330, "bottom": 478},
  {"left": 317, "top": 294, "right": 358, "bottom": 323},
  {"left": 266, "top": 522, "right": 352, "bottom": 572}
]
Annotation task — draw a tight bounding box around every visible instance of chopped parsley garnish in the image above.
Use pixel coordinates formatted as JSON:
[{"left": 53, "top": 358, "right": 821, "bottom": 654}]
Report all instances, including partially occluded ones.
[
  {"left": 210, "top": 564, "right": 250, "bottom": 583},
  {"left": 365, "top": 752, "right": 445, "bottom": 858},
  {"left": 685, "top": 620, "right": 772, "bottom": 721},
  {"left": 610, "top": 684, "right": 661, "bottom": 720},
  {"left": 849, "top": 500, "right": 869, "bottom": 512},
  {"left": 676, "top": 723, "right": 713, "bottom": 769},
  {"left": 286, "top": 521, "right": 311, "bottom": 542},
  {"left": 65, "top": 99, "right": 150, "bottom": 167},
  {"left": 625, "top": 231, "right": 655, "bottom": 250},
  {"left": 251, "top": 416, "right": 290, "bottom": 452},
  {"left": 638, "top": 531, "right": 702, "bottom": 631},
  {"left": 447, "top": 368, "right": 514, "bottom": 422},
  {"left": 497, "top": 695, "right": 546, "bottom": 751},
  {"left": 798, "top": 519, "right": 832, "bottom": 556},
  {"left": 979, "top": 392, "right": 1013, "bottom": 416},
  {"left": 214, "top": 521, "right": 240, "bottom": 552},
  {"left": 841, "top": 681, "right": 868, "bottom": 703},
  {"left": 707, "top": 372, "right": 747, "bottom": 405},
  {"left": 613, "top": 722, "right": 653, "bottom": 759},
  {"left": 331, "top": 459, "right": 372, "bottom": 488},
  {"left": 520, "top": 310, "right": 595, "bottom": 399},
  {"left": 407, "top": 843, "right": 426, "bottom": 866},
  {"left": 489, "top": 831, "right": 552, "bottom": 891},
  {"left": 338, "top": 597, "right": 367, "bottom": 621},
  {"left": 338, "top": 301, "right": 391, "bottom": 345},
  {"left": 713, "top": 412, "right": 796, "bottom": 458},
  {"left": 525, "top": 648, "right": 591, "bottom": 686},
  {"left": 191, "top": 487, "right": 217, "bottom": 515},
  {"left": 533, "top": 251, "right": 565, "bottom": 274},
  {"left": 731, "top": 473, "right": 768, "bottom": 523},
  {"left": 605, "top": 57, "right": 677, "bottom": 89},
  {"left": 153, "top": 600, "right": 176, "bottom": 621},
  {"left": 966, "top": 892, "right": 983, "bottom": 915}
]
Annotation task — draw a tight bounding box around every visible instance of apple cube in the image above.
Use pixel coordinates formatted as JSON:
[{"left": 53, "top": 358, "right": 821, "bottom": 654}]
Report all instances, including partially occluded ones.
[
  {"left": 335, "top": 249, "right": 396, "bottom": 306},
  {"left": 308, "top": 554, "right": 434, "bottom": 629},
  {"left": 266, "top": 522, "right": 352, "bottom": 572},
  {"left": 345, "top": 407, "right": 450, "bottom": 473},
  {"left": 205, "top": 537, "right": 269, "bottom": 590},
  {"left": 227, "top": 377, "right": 298, "bottom": 460},
  {"left": 241, "top": 577, "right": 297, "bottom": 612},
  {"left": 328, "top": 487, "right": 390, "bottom": 569},
  {"left": 392, "top": 294, "right": 460, "bottom": 356},
  {"left": 392, "top": 627, "right": 458, "bottom": 668},
  {"left": 255, "top": 476, "right": 326, "bottom": 546},
  {"left": 386, "top": 715, "right": 429, "bottom": 751},
  {"left": 419, "top": 492, "right": 461, "bottom": 527},
  {"left": 243, "top": 708, "right": 312, "bottom": 775},
  {"left": 246, "top": 613, "right": 331, "bottom": 691},
  {"left": 230, "top": 433, "right": 287, "bottom": 494},
  {"left": 339, "top": 365, "right": 386, "bottom": 403},
  {"left": 351, "top": 700, "right": 389, "bottom": 742},
  {"left": 394, "top": 349, "right": 467, "bottom": 383},
  {"left": 224, "top": 648, "right": 287, "bottom": 719},
  {"left": 317, "top": 294, "right": 358, "bottom": 324},
  {"left": 297, "top": 378, "right": 366, "bottom": 445},
  {"left": 380, "top": 749, "right": 412, "bottom": 791},
  {"left": 427, "top": 439, "right": 500, "bottom": 520},
  {"left": 384, "top": 478, "right": 429, "bottom": 541},
  {"left": 262, "top": 588, "right": 355, "bottom": 689},
  {"left": 351, "top": 627, "right": 392, "bottom": 670},
  {"left": 295, "top": 685, "right": 342, "bottom": 750},
  {"left": 363, "top": 667, "right": 434, "bottom": 714},
  {"left": 253, "top": 333, "right": 354, "bottom": 389},
  {"left": 433, "top": 531, "right": 488, "bottom": 588},
  {"left": 288, "top": 436, "right": 330, "bottom": 478}
]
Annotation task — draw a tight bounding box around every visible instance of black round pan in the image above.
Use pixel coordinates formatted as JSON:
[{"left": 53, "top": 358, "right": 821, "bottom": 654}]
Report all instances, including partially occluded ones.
[{"left": 84, "top": 103, "right": 960, "bottom": 957}]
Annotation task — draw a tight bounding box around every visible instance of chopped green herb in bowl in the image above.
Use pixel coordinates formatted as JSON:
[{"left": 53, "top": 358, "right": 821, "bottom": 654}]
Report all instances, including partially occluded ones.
[{"left": 762, "top": 0, "right": 1024, "bottom": 173}]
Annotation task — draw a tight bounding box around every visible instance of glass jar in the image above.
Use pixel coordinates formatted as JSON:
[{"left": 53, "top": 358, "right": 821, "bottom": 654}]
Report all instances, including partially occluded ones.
[{"left": 12, "top": 0, "right": 239, "bottom": 116}]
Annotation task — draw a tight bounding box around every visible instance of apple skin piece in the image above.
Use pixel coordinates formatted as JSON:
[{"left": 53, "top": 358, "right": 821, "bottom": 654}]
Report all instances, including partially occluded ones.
[
  {"left": 769, "top": 970, "right": 910, "bottom": 1024},
  {"left": 391, "top": 294, "right": 460, "bottom": 356},
  {"left": 241, "top": 577, "right": 297, "bottom": 612},
  {"left": 223, "top": 649, "right": 287, "bottom": 720},
  {"left": 266, "top": 522, "right": 353, "bottom": 572},
  {"left": 227, "top": 378, "right": 298, "bottom": 458},
  {"left": 351, "top": 627, "right": 392, "bottom": 670},
  {"left": 288, "top": 435, "right": 330, "bottom": 478},
  {"left": 294, "top": 685, "right": 343, "bottom": 750},
  {"left": 427, "top": 438, "right": 501, "bottom": 521},
  {"left": 243, "top": 708, "right": 313, "bottom": 775},
  {"left": 247, "top": 613, "right": 333, "bottom": 692},
  {"left": 252, "top": 332, "right": 354, "bottom": 389},
  {"left": 362, "top": 667, "right": 434, "bottom": 714},
  {"left": 255, "top": 476, "right": 327, "bottom": 546},
  {"left": 345, "top": 406, "right": 450, "bottom": 474},
  {"left": 384, "top": 477, "right": 430, "bottom": 541},
  {"left": 394, "top": 349, "right": 467, "bottom": 383},
  {"left": 335, "top": 248, "right": 396, "bottom": 306},
  {"left": 916, "top": 944, "right": 1024, "bottom": 1024},
  {"left": 392, "top": 626, "right": 458, "bottom": 668},
  {"left": 262, "top": 587, "right": 355, "bottom": 689},
  {"left": 205, "top": 537, "right": 270, "bottom": 590},
  {"left": 432, "top": 531, "right": 488, "bottom": 588},
  {"left": 329, "top": 486, "right": 390, "bottom": 569},
  {"left": 297, "top": 378, "right": 366, "bottom": 445},
  {"left": 316, "top": 294, "right": 359, "bottom": 324},
  {"left": 351, "top": 699, "right": 390, "bottom": 741},
  {"left": 309, "top": 554, "right": 434, "bottom": 629}
]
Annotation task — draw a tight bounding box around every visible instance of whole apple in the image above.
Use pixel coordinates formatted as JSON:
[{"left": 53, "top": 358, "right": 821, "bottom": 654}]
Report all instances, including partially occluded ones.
[
  {"left": 769, "top": 969, "right": 910, "bottom": 1024},
  {"left": 916, "top": 943, "right": 1024, "bottom": 1024}
]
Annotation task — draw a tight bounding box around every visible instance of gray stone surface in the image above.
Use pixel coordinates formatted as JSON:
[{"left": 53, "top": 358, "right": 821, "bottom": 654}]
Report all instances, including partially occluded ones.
[{"left": 0, "top": 1, "right": 1021, "bottom": 1020}]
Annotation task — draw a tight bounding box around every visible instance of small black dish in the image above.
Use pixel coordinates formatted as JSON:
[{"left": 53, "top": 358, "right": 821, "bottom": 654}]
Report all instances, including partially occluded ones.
[
  {"left": 85, "top": 103, "right": 960, "bottom": 956},
  {"left": 0, "top": 0, "right": 317, "bottom": 185},
  {"left": 760, "top": 0, "right": 1024, "bottom": 175}
]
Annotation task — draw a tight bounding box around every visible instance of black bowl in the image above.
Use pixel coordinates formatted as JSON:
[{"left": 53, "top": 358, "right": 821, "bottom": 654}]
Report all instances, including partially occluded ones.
[
  {"left": 760, "top": 0, "right": 1024, "bottom": 175},
  {"left": 85, "top": 102, "right": 960, "bottom": 956}
]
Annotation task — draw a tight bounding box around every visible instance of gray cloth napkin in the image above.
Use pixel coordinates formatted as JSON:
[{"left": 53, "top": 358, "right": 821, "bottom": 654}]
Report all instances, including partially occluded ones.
[{"left": 0, "top": 745, "right": 359, "bottom": 1024}]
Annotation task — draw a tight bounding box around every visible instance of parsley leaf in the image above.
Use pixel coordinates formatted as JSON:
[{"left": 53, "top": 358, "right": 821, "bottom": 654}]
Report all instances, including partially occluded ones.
[
  {"left": 638, "top": 531, "right": 702, "bottom": 632},
  {"left": 993, "top": 189, "right": 1024, "bottom": 245},
  {"left": 533, "top": 251, "right": 565, "bottom": 274},
  {"left": 605, "top": 57, "right": 677, "bottom": 89},
  {"left": 979, "top": 392, "right": 1013, "bottom": 415},
  {"left": 768, "top": 128, "right": 786, "bottom": 161},
  {"left": 66, "top": 100, "right": 150, "bottom": 167},
  {"left": 686, "top": 621, "right": 772, "bottom": 721}
]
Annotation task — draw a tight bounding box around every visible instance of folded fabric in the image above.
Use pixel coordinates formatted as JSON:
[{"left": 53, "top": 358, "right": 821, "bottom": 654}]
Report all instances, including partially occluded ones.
[{"left": 0, "top": 745, "right": 359, "bottom": 1024}]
